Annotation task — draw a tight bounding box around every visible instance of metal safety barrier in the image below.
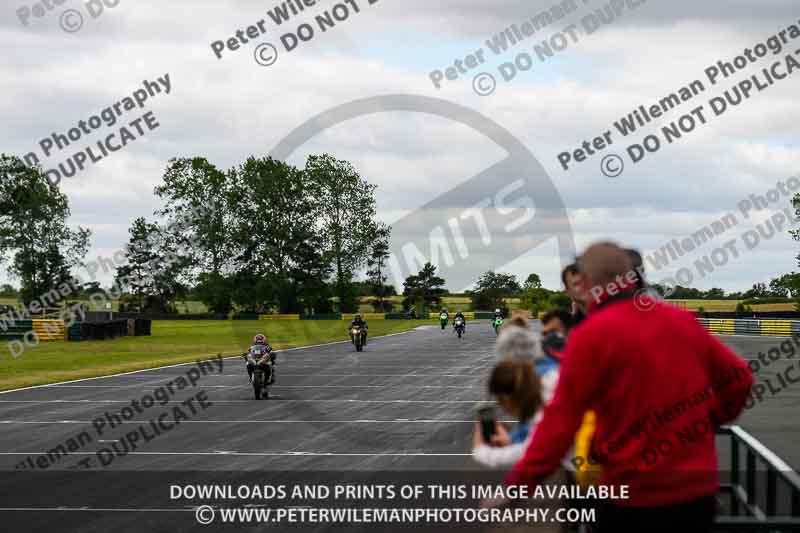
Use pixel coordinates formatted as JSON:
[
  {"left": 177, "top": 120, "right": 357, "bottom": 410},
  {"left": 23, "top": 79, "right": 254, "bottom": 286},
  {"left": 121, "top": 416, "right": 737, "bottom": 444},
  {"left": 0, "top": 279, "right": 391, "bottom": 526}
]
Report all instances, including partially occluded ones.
[
  {"left": 716, "top": 425, "right": 800, "bottom": 531},
  {"left": 699, "top": 318, "right": 800, "bottom": 338}
]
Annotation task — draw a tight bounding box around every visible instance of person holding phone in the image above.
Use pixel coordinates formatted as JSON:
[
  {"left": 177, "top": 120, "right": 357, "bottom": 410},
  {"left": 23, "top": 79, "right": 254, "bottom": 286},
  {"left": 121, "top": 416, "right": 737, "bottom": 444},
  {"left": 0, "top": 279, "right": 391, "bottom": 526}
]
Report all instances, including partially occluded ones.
[{"left": 472, "top": 358, "right": 542, "bottom": 468}]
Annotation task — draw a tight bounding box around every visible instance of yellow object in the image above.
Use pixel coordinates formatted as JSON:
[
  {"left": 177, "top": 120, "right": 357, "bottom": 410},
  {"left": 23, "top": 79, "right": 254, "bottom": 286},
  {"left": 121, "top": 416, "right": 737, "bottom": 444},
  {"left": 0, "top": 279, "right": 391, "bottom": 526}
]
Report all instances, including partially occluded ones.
[
  {"left": 573, "top": 410, "right": 602, "bottom": 488},
  {"left": 760, "top": 320, "right": 792, "bottom": 337},
  {"left": 258, "top": 314, "right": 300, "bottom": 320},
  {"left": 341, "top": 313, "right": 386, "bottom": 321},
  {"left": 32, "top": 319, "right": 66, "bottom": 341},
  {"left": 708, "top": 319, "right": 735, "bottom": 335}
]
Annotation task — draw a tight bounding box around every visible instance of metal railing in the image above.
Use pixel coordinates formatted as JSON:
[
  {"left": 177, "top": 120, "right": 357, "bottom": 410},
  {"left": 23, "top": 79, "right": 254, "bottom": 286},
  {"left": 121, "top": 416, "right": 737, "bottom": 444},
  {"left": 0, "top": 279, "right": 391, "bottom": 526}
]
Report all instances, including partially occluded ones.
[{"left": 716, "top": 425, "right": 800, "bottom": 531}]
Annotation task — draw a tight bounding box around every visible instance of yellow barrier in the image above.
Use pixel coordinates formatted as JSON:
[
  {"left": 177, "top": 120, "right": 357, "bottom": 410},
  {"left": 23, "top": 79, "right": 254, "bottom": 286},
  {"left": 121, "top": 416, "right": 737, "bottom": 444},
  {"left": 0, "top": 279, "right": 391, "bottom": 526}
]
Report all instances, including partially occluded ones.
[
  {"left": 430, "top": 312, "right": 475, "bottom": 320},
  {"left": 708, "top": 319, "right": 735, "bottom": 335},
  {"left": 760, "top": 320, "right": 792, "bottom": 337},
  {"left": 258, "top": 314, "right": 300, "bottom": 320},
  {"left": 341, "top": 313, "right": 386, "bottom": 321},
  {"left": 32, "top": 319, "right": 66, "bottom": 341}
]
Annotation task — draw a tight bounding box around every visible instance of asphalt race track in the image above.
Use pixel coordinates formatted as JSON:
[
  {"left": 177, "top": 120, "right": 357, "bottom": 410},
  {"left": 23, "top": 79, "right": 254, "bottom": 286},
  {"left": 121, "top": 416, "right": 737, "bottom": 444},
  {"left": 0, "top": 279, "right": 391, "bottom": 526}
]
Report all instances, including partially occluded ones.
[{"left": 0, "top": 322, "right": 797, "bottom": 532}]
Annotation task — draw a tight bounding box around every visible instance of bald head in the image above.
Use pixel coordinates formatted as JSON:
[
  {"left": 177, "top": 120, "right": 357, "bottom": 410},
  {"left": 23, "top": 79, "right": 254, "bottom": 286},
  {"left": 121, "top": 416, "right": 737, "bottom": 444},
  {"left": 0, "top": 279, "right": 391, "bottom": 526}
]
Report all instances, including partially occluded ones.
[{"left": 578, "top": 242, "right": 635, "bottom": 299}]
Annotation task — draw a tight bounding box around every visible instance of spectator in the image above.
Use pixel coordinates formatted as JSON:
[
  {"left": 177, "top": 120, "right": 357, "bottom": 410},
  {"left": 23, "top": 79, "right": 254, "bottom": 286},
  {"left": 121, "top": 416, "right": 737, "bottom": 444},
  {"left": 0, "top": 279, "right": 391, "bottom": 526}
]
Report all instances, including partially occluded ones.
[
  {"left": 561, "top": 263, "right": 587, "bottom": 328},
  {"left": 540, "top": 309, "right": 570, "bottom": 360},
  {"left": 472, "top": 358, "right": 542, "bottom": 468},
  {"left": 502, "top": 241, "right": 753, "bottom": 533}
]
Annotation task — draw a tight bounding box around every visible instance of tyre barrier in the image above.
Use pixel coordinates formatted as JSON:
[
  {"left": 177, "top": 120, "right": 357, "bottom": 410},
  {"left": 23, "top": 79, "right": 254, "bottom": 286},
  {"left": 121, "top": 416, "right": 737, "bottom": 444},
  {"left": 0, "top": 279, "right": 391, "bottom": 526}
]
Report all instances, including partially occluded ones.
[
  {"left": 429, "top": 311, "right": 475, "bottom": 320},
  {"left": 698, "top": 318, "right": 800, "bottom": 337}
]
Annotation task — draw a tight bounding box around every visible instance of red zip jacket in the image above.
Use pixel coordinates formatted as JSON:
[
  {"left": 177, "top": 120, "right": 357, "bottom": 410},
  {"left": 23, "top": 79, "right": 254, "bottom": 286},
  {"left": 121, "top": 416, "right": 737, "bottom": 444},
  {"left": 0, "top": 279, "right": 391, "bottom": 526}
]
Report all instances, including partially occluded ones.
[{"left": 505, "top": 292, "right": 753, "bottom": 507}]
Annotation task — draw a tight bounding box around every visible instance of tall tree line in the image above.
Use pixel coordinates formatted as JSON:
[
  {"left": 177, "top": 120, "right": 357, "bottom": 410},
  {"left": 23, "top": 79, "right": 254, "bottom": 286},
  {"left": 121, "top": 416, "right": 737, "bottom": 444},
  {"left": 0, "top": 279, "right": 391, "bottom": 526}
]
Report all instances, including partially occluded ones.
[{"left": 118, "top": 154, "right": 388, "bottom": 314}]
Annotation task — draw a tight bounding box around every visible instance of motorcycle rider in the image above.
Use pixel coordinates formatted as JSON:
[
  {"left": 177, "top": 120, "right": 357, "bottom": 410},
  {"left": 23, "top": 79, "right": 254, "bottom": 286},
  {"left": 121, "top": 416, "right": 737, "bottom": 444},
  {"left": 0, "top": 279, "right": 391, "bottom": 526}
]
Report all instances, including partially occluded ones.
[
  {"left": 453, "top": 310, "right": 466, "bottom": 330},
  {"left": 243, "top": 333, "right": 276, "bottom": 384},
  {"left": 350, "top": 313, "right": 368, "bottom": 345},
  {"left": 440, "top": 308, "right": 450, "bottom": 329}
]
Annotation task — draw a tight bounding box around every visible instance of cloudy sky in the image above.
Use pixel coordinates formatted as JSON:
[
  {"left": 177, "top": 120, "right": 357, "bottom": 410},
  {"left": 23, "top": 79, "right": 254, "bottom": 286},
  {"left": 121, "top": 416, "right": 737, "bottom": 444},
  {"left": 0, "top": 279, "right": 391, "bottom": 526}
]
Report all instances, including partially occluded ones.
[{"left": 2, "top": 0, "right": 799, "bottom": 291}]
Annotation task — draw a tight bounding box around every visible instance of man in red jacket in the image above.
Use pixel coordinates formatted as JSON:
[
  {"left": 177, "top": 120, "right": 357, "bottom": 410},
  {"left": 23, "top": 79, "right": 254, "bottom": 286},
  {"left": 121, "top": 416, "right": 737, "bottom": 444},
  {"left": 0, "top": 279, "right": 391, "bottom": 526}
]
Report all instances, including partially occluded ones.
[{"left": 504, "top": 242, "right": 753, "bottom": 532}]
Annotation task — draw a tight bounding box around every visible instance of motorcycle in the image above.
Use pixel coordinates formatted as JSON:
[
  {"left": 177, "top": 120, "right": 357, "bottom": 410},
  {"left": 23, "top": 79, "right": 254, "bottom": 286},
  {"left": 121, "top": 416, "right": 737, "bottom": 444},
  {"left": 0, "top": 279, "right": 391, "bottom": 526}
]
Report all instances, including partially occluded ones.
[
  {"left": 492, "top": 316, "right": 504, "bottom": 336},
  {"left": 244, "top": 347, "right": 275, "bottom": 400},
  {"left": 439, "top": 312, "right": 449, "bottom": 330},
  {"left": 351, "top": 325, "right": 366, "bottom": 352},
  {"left": 453, "top": 316, "right": 465, "bottom": 339}
]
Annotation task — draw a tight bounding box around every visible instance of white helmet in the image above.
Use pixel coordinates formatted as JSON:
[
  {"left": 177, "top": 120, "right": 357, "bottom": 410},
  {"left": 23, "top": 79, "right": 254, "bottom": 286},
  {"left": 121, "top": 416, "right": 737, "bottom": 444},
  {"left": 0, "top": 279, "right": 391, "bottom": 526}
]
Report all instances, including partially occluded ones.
[{"left": 495, "top": 308, "right": 501, "bottom": 314}]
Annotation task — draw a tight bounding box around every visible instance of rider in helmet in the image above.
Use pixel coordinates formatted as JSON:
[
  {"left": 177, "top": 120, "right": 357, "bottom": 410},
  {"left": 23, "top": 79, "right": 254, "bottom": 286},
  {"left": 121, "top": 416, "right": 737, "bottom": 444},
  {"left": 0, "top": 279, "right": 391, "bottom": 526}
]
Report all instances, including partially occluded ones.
[
  {"left": 454, "top": 310, "right": 466, "bottom": 330},
  {"left": 244, "top": 333, "right": 276, "bottom": 384},
  {"left": 350, "top": 313, "right": 368, "bottom": 345}
]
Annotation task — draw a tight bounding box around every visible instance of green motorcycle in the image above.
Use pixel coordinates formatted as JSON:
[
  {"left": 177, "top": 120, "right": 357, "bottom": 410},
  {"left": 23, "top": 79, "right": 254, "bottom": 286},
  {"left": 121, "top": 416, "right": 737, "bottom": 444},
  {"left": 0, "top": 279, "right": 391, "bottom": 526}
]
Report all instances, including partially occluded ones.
[
  {"left": 492, "top": 316, "right": 504, "bottom": 335},
  {"left": 439, "top": 312, "right": 449, "bottom": 330}
]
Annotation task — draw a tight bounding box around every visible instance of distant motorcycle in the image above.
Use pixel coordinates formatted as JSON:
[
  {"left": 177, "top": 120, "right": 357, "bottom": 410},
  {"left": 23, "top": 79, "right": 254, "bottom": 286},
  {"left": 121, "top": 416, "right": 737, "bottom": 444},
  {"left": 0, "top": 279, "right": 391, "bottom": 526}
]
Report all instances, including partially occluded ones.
[
  {"left": 244, "top": 346, "right": 275, "bottom": 400},
  {"left": 453, "top": 316, "right": 465, "bottom": 339},
  {"left": 351, "top": 324, "right": 366, "bottom": 352},
  {"left": 492, "top": 316, "right": 504, "bottom": 336},
  {"left": 439, "top": 312, "right": 449, "bottom": 330}
]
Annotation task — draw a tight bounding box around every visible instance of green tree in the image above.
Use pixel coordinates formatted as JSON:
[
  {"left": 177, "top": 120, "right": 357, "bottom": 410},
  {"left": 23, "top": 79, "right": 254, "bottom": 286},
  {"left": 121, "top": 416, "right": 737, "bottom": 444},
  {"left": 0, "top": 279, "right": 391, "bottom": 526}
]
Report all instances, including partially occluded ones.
[
  {"left": 0, "top": 155, "right": 90, "bottom": 307},
  {"left": 115, "top": 217, "right": 187, "bottom": 313},
  {"left": 470, "top": 271, "right": 521, "bottom": 312},
  {"left": 305, "top": 154, "right": 381, "bottom": 313},
  {"left": 401, "top": 262, "right": 446, "bottom": 315},
  {"left": 523, "top": 273, "right": 542, "bottom": 290},
  {"left": 155, "top": 157, "right": 234, "bottom": 313},
  {"left": 230, "top": 157, "right": 331, "bottom": 314},
  {"left": 769, "top": 273, "right": 800, "bottom": 298},
  {"left": 366, "top": 225, "right": 393, "bottom": 312}
]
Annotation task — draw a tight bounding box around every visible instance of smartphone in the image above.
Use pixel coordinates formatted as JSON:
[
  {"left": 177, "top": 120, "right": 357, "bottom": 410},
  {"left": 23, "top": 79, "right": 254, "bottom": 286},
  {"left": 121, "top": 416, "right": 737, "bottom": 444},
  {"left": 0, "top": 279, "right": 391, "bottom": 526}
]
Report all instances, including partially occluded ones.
[{"left": 475, "top": 404, "right": 496, "bottom": 443}]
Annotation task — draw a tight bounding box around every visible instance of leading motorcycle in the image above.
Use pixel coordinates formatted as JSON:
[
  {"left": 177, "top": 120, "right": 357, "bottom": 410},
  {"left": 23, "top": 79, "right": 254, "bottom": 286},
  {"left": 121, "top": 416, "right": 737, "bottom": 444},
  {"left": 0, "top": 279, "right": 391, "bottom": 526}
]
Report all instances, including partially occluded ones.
[
  {"left": 244, "top": 346, "right": 275, "bottom": 400},
  {"left": 453, "top": 316, "right": 465, "bottom": 339},
  {"left": 350, "top": 324, "right": 366, "bottom": 352}
]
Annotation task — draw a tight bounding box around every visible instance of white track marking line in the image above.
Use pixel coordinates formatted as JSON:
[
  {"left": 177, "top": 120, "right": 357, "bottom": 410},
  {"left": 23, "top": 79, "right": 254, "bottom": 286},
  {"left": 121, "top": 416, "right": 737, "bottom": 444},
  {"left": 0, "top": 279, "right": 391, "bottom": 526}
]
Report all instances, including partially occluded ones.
[
  {"left": 0, "top": 419, "right": 500, "bottom": 424},
  {"left": 0, "top": 451, "right": 471, "bottom": 456},
  {"left": 0, "top": 330, "right": 419, "bottom": 396},
  {"left": 0, "top": 399, "right": 483, "bottom": 404},
  {"left": 44, "top": 384, "right": 480, "bottom": 389}
]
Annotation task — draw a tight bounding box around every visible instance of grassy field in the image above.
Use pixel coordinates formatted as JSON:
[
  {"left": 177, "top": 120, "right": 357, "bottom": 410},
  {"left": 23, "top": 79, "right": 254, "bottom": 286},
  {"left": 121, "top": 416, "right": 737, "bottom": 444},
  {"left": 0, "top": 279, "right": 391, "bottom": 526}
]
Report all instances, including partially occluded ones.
[
  {"left": 0, "top": 319, "right": 431, "bottom": 392},
  {"left": 666, "top": 300, "right": 797, "bottom": 312}
]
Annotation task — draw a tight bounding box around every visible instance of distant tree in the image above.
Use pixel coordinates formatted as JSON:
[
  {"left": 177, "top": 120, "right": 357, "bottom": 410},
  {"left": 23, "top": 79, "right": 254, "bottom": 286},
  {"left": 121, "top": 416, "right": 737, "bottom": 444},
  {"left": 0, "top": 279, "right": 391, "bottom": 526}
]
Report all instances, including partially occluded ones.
[
  {"left": 704, "top": 287, "right": 725, "bottom": 299},
  {"left": 230, "top": 157, "right": 331, "bottom": 314},
  {"left": 155, "top": 157, "right": 235, "bottom": 314},
  {"left": 401, "top": 262, "right": 447, "bottom": 314},
  {"left": 0, "top": 284, "right": 17, "bottom": 297},
  {"left": 471, "top": 271, "right": 521, "bottom": 312},
  {"left": 743, "top": 282, "right": 768, "bottom": 300},
  {"left": 305, "top": 154, "right": 381, "bottom": 313},
  {"left": 366, "top": 225, "right": 393, "bottom": 313},
  {"left": 115, "top": 217, "right": 187, "bottom": 313},
  {"left": 0, "top": 155, "right": 91, "bottom": 307},
  {"left": 769, "top": 273, "right": 800, "bottom": 298},
  {"left": 523, "top": 273, "right": 542, "bottom": 290}
]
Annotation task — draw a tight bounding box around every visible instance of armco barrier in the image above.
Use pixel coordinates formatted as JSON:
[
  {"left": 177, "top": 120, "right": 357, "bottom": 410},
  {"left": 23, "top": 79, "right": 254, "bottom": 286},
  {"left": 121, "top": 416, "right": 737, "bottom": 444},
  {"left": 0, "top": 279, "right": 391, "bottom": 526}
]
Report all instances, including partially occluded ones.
[
  {"left": 258, "top": 314, "right": 300, "bottom": 320},
  {"left": 341, "top": 313, "right": 386, "bottom": 321},
  {"left": 429, "top": 312, "right": 475, "bottom": 320},
  {"left": 300, "top": 314, "right": 342, "bottom": 320},
  {"left": 699, "top": 318, "right": 800, "bottom": 337}
]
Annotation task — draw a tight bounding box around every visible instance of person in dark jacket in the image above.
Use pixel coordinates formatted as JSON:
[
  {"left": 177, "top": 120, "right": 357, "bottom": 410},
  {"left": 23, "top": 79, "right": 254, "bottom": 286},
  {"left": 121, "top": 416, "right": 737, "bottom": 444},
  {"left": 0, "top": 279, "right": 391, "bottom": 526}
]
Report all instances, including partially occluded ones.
[
  {"left": 561, "top": 263, "right": 587, "bottom": 329},
  {"left": 501, "top": 242, "right": 753, "bottom": 533}
]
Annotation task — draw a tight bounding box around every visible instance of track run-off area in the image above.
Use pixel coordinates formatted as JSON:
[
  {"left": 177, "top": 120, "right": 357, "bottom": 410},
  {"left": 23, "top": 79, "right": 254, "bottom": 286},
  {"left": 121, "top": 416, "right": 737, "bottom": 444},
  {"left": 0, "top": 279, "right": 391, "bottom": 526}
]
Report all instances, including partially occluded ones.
[{"left": 0, "top": 321, "right": 797, "bottom": 532}]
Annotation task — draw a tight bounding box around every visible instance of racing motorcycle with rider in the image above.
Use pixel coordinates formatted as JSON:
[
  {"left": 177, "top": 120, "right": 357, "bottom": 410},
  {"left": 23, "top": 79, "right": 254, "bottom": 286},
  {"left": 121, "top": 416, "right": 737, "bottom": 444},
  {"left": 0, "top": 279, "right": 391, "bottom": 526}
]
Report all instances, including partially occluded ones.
[{"left": 243, "top": 333, "right": 277, "bottom": 399}]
